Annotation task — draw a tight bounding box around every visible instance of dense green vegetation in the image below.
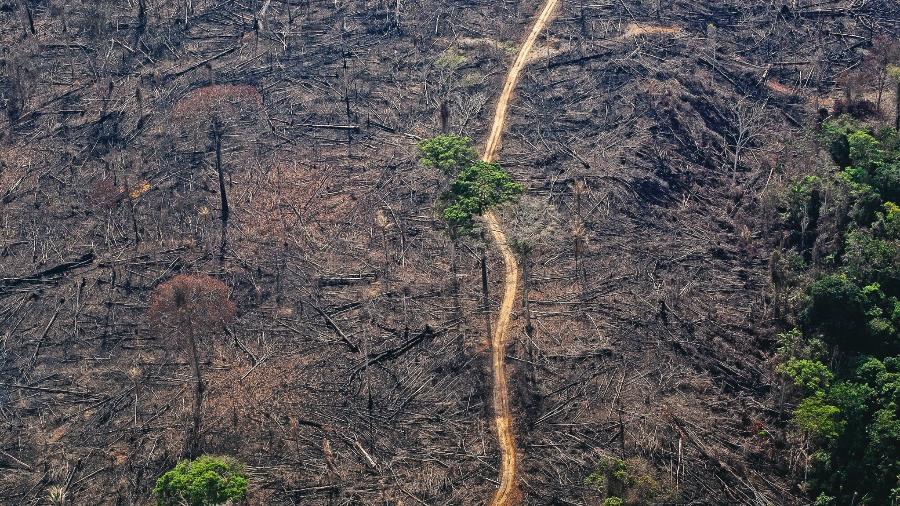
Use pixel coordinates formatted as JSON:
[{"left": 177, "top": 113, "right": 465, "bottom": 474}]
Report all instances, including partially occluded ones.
[
  {"left": 418, "top": 134, "right": 523, "bottom": 235},
  {"left": 775, "top": 119, "right": 900, "bottom": 505},
  {"left": 153, "top": 456, "right": 248, "bottom": 506}
]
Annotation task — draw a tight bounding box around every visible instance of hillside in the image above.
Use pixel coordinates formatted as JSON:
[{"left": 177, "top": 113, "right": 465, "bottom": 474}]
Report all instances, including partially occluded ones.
[{"left": 1, "top": 0, "right": 898, "bottom": 504}]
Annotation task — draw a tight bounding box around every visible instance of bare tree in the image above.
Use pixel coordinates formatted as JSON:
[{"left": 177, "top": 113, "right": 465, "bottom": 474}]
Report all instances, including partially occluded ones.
[{"left": 728, "top": 96, "right": 768, "bottom": 182}]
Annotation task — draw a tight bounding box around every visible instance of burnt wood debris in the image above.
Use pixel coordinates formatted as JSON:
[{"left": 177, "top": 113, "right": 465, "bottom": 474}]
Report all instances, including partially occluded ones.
[{"left": 1, "top": 0, "right": 899, "bottom": 504}]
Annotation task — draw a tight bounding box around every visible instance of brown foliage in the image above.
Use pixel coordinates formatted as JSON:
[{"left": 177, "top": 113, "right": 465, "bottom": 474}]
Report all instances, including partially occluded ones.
[
  {"left": 170, "top": 84, "right": 263, "bottom": 124},
  {"left": 148, "top": 274, "right": 236, "bottom": 334},
  {"left": 88, "top": 178, "right": 127, "bottom": 209}
]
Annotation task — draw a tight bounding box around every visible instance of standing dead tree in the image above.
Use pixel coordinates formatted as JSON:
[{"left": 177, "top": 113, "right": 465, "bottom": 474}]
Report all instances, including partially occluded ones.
[
  {"left": 148, "top": 274, "right": 236, "bottom": 458},
  {"left": 727, "top": 96, "right": 768, "bottom": 183},
  {"left": 170, "top": 84, "right": 263, "bottom": 262}
]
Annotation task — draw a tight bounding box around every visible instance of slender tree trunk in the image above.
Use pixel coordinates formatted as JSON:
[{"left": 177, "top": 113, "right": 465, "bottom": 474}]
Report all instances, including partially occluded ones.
[
  {"left": 481, "top": 250, "right": 492, "bottom": 340},
  {"left": 21, "top": 0, "right": 36, "bottom": 35},
  {"left": 214, "top": 123, "right": 229, "bottom": 263},
  {"left": 895, "top": 80, "right": 899, "bottom": 131},
  {"left": 522, "top": 252, "right": 532, "bottom": 335},
  {"left": 186, "top": 326, "right": 203, "bottom": 458},
  {"left": 440, "top": 100, "right": 449, "bottom": 133},
  {"left": 135, "top": 0, "right": 147, "bottom": 41},
  {"left": 451, "top": 238, "right": 464, "bottom": 359}
]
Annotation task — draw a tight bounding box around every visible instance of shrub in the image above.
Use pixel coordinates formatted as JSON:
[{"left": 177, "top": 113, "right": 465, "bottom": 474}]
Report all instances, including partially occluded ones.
[
  {"left": 153, "top": 455, "right": 248, "bottom": 506},
  {"left": 603, "top": 498, "right": 624, "bottom": 506}
]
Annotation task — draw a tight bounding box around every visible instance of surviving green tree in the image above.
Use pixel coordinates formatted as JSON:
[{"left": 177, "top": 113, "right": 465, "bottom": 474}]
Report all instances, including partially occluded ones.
[
  {"left": 417, "top": 134, "right": 523, "bottom": 354},
  {"left": 441, "top": 160, "right": 523, "bottom": 234},
  {"left": 153, "top": 455, "right": 248, "bottom": 506},
  {"left": 417, "top": 134, "right": 477, "bottom": 177}
]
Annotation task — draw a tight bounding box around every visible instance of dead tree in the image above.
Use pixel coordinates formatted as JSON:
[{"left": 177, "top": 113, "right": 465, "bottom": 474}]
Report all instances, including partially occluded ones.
[
  {"left": 728, "top": 97, "right": 767, "bottom": 183},
  {"left": 148, "top": 274, "right": 236, "bottom": 458},
  {"left": 170, "top": 85, "right": 263, "bottom": 262}
]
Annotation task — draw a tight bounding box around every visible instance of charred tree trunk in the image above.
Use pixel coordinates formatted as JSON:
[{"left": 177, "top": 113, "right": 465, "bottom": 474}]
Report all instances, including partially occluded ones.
[
  {"left": 213, "top": 119, "right": 229, "bottom": 263},
  {"left": 451, "top": 237, "right": 464, "bottom": 359},
  {"left": 895, "top": 79, "right": 899, "bottom": 131},
  {"left": 135, "top": 0, "right": 147, "bottom": 41},
  {"left": 522, "top": 251, "right": 532, "bottom": 335},
  {"left": 21, "top": 0, "right": 36, "bottom": 35},
  {"left": 185, "top": 326, "right": 204, "bottom": 459},
  {"left": 440, "top": 100, "right": 450, "bottom": 133},
  {"left": 481, "top": 249, "right": 492, "bottom": 340}
]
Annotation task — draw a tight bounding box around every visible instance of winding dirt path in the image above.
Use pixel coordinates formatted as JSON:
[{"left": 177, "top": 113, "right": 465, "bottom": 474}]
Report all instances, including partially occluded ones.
[{"left": 482, "top": 1, "right": 559, "bottom": 504}]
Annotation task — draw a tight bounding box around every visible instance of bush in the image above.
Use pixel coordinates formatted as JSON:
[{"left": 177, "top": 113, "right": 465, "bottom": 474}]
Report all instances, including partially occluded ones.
[{"left": 154, "top": 456, "right": 248, "bottom": 506}]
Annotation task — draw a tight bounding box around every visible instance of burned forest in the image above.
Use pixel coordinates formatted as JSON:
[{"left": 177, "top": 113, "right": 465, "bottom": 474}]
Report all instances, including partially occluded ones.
[{"left": 1, "top": 0, "right": 899, "bottom": 505}]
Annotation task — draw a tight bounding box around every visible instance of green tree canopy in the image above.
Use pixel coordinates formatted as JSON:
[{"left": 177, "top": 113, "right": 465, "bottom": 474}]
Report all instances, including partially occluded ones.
[
  {"left": 801, "top": 274, "right": 869, "bottom": 349},
  {"left": 418, "top": 134, "right": 477, "bottom": 176},
  {"left": 441, "top": 160, "right": 523, "bottom": 233},
  {"left": 154, "top": 455, "right": 248, "bottom": 506},
  {"left": 779, "top": 358, "right": 834, "bottom": 392}
]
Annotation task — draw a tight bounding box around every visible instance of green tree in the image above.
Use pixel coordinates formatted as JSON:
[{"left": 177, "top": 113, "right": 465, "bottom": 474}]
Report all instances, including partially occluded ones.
[
  {"left": 801, "top": 274, "right": 869, "bottom": 350},
  {"left": 441, "top": 160, "right": 523, "bottom": 234},
  {"left": 417, "top": 135, "right": 522, "bottom": 357},
  {"left": 154, "top": 456, "right": 248, "bottom": 506},
  {"left": 848, "top": 130, "right": 885, "bottom": 174},
  {"left": 794, "top": 393, "right": 843, "bottom": 440},
  {"left": 778, "top": 358, "right": 833, "bottom": 392},
  {"left": 417, "top": 134, "right": 477, "bottom": 176}
]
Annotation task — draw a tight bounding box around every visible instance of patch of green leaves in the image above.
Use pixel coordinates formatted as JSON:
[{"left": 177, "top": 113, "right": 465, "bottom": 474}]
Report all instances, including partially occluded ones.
[{"left": 153, "top": 455, "right": 248, "bottom": 506}]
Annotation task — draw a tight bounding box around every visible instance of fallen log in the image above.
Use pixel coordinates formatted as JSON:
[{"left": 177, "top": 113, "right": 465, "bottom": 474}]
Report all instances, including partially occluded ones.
[
  {"left": 0, "top": 251, "right": 95, "bottom": 290},
  {"left": 311, "top": 303, "right": 360, "bottom": 353},
  {"left": 350, "top": 325, "right": 436, "bottom": 382}
]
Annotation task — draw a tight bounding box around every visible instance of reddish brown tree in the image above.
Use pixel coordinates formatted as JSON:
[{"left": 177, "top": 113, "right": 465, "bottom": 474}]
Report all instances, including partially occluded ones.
[
  {"left": 170, "top": 85, "right": 263, "bottom": 262},
  {"left": 148, "top": 274, "right": 236, "bottom": 458}
]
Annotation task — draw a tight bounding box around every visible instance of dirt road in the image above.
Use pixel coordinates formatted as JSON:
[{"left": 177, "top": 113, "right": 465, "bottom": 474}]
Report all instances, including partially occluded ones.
[{"left": 482, "top": 1, "right": 559, "bottom": 504}]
